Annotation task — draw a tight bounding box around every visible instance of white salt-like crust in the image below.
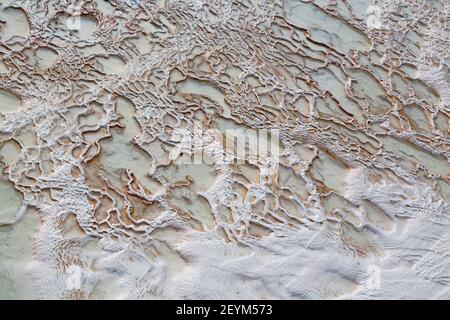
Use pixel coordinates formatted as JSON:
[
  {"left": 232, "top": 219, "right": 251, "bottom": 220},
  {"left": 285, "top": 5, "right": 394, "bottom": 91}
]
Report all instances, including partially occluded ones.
[{"left": 0, "top": 0, "right": 448, "bottom": 299}]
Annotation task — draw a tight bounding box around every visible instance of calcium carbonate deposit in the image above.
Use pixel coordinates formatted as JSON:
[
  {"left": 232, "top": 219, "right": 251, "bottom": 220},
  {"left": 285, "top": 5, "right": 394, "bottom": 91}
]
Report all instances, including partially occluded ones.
[{"left": 0, "top": 0, "right": 449, "bottom": 299}]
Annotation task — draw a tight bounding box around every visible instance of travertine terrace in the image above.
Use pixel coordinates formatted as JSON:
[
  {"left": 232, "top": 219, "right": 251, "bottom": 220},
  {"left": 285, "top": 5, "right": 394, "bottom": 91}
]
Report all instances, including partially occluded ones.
[{"left": 0, "top": 0, "right": 449, "bottom": 299}]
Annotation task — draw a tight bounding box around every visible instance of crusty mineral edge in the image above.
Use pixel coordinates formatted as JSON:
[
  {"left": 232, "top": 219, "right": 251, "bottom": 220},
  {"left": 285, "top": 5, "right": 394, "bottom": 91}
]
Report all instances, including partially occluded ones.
[{"left": 0, "top": 0, "right": 448, "bottom": 299}]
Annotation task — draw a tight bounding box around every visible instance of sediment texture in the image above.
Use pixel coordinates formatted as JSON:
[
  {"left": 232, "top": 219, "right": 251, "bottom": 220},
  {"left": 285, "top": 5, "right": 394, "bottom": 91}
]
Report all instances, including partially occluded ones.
[{"left": 0, "top": 0, "right": 449, "bottom": 299}]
